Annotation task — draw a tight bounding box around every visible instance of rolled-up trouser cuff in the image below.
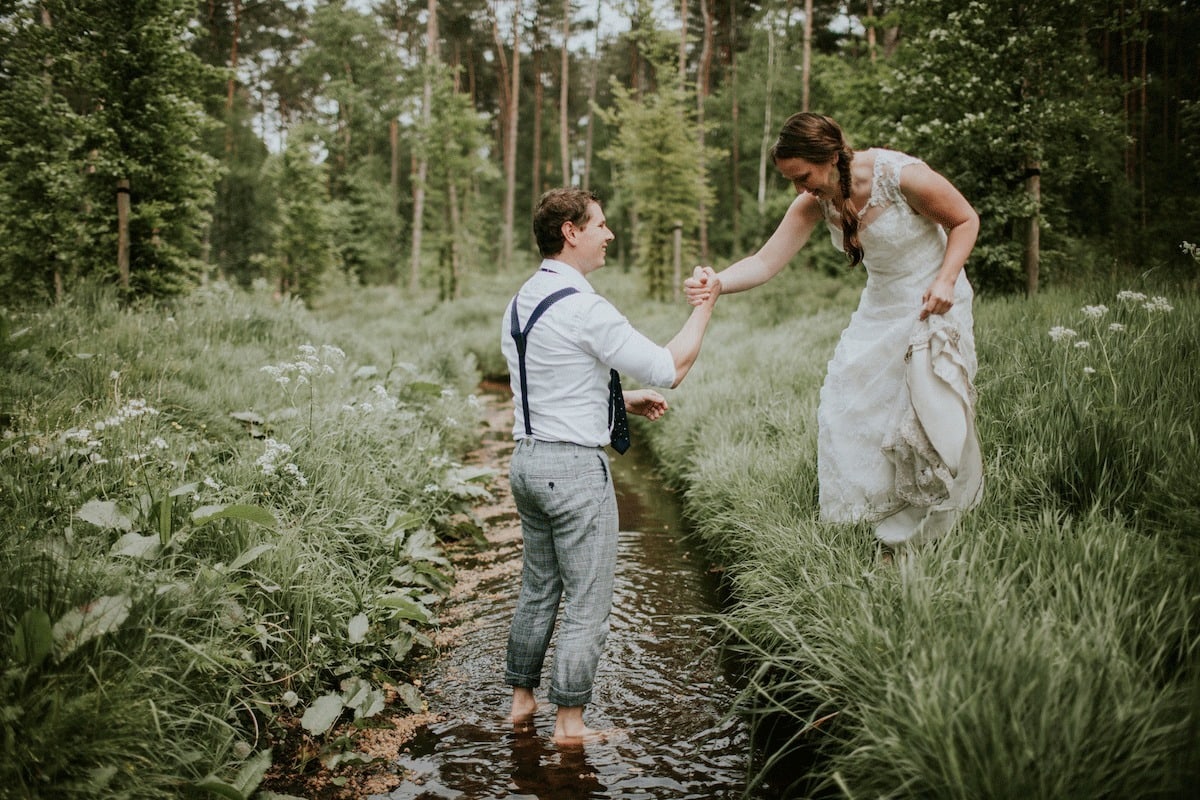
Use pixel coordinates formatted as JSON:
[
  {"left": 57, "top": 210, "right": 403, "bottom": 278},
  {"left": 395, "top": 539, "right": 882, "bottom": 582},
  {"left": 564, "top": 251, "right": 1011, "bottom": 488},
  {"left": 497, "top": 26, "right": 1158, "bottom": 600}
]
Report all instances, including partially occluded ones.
[{"left": 505, "top": 671, "right": 541, "bottom": 689}]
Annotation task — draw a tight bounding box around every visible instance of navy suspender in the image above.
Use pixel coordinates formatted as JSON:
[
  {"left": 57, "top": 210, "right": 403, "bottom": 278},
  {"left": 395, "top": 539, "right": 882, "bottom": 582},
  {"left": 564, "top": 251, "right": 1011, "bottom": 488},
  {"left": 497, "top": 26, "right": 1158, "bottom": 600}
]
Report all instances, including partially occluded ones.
[
  {"left": 509, "top": 287, "right": 629, "bottom": 453},
  {"left": 509, "top": 288, "right": 579, "bottom": 436}
]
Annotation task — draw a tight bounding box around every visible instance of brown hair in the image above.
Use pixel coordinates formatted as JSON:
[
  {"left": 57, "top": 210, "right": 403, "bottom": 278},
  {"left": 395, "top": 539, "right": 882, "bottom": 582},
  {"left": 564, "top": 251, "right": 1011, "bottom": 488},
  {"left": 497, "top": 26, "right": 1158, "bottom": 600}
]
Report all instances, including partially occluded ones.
[
  {"left": 770, "top": 112, "right": 863, "bottom": 266},
  {"left": 533, "top": 188, "right": 600, "bottom": 258}
]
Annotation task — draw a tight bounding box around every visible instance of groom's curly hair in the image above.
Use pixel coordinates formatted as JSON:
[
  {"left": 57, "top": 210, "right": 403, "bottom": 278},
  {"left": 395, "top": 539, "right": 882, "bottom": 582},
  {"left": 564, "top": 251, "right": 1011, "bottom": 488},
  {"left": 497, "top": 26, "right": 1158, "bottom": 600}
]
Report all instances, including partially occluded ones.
[{"left": 533, "top": 188, "right": 601, "bottom": 258}]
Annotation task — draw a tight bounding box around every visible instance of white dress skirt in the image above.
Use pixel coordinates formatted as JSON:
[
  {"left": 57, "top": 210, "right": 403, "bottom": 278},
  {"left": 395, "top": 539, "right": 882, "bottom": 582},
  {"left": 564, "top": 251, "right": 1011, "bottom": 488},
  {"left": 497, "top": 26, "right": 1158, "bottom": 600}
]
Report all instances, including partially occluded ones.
[{"left": 816, "top": 150, "right": 983, "bottom": 546}]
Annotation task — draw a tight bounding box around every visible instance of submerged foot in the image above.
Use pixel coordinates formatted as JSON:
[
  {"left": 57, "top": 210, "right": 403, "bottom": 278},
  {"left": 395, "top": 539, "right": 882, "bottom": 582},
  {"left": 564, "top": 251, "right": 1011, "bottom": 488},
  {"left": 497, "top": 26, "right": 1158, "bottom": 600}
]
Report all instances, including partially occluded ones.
[
  {"left": 508, "top": 693, "right": 538, "bottom": 724},
  {"left": 552, "top": 726, "right": 626, "bottom": 746}
]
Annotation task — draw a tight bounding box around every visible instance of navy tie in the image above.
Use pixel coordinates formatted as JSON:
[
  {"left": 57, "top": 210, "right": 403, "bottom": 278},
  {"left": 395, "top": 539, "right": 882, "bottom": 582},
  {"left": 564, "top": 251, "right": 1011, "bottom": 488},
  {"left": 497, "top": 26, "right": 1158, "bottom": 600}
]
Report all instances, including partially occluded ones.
[{"left": 608, "top": 369, "right": 630, "bottom": 454}]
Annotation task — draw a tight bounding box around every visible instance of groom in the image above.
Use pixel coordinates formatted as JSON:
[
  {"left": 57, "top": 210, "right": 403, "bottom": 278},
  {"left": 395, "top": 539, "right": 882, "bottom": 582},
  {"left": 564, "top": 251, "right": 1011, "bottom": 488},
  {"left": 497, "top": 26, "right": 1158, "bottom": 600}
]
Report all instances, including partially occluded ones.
[{"left": 500, "top": 188, "right": 720, "bottom": 743}]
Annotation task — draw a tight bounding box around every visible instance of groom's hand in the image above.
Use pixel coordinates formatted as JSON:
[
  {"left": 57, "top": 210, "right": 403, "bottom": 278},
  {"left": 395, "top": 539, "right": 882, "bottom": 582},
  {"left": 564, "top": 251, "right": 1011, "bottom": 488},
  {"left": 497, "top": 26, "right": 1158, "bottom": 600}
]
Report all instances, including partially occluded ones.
[
  {"left": 624, "top": 389, "right": 668, "bottom": 421},
  {"left": 684, "top": 265, "right": 718, "bottom": 307}
]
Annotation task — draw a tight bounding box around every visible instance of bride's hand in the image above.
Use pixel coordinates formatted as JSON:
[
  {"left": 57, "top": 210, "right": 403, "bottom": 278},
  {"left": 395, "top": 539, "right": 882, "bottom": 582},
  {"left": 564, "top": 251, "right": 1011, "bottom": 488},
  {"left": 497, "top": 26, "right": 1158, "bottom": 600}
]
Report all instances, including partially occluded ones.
[{"left": 685, "top": 266, "right": 719, "bottom": 307}]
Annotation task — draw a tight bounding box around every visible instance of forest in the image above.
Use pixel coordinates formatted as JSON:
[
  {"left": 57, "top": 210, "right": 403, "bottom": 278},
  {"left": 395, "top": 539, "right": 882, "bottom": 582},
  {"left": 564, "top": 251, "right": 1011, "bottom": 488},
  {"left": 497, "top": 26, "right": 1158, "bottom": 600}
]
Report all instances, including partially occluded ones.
[
  {"left": 2, "top": 2, "right": 1199, "bottom": 799},
  {"left": 1, "top": 0, "right": 1197, "bottom": 305}
]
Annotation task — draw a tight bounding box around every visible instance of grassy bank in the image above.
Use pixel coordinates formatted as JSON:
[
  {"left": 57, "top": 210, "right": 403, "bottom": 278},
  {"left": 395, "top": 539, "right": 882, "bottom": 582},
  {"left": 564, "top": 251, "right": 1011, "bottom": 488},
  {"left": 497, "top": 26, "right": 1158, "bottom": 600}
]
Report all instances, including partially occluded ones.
[
  {"left": 634, "top": 271, "right": 1200, "bottom": 798},
  {"left": 0, "top": 280, "right": 495, "bottom": 798}
]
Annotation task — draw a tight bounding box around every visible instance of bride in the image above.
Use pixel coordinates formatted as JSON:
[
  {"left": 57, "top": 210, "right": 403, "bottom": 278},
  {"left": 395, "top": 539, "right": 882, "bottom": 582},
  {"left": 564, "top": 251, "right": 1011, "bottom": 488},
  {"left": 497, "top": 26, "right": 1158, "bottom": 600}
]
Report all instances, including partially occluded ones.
[{"left": 686, "top": 112, "right": 984, "bottom": 553}]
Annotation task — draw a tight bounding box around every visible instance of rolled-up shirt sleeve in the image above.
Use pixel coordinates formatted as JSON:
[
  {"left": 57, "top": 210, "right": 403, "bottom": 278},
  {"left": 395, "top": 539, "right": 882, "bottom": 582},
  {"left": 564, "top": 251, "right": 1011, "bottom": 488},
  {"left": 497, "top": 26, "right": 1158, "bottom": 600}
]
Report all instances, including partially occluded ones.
[{"left": 577, "top": 297, "right": 676, "bottom": 388}]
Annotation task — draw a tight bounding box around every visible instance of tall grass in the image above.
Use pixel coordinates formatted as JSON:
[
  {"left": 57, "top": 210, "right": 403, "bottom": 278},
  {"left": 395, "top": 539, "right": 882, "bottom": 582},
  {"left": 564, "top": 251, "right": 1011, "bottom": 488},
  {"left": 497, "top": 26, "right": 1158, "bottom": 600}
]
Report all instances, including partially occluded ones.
[
  {"left": 634, "top": 273, "right": 1199, "bottom": 798},
  {"left": 1, "top": 281, "right": 491, "bottom": 798}
]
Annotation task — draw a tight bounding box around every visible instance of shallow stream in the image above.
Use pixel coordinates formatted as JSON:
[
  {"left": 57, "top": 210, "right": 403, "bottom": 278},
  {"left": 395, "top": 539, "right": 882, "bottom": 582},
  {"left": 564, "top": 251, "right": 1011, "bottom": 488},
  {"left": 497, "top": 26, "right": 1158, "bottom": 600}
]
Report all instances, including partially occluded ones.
[{"left": 369, "top": 405, "right": 787, "bottom": 799}]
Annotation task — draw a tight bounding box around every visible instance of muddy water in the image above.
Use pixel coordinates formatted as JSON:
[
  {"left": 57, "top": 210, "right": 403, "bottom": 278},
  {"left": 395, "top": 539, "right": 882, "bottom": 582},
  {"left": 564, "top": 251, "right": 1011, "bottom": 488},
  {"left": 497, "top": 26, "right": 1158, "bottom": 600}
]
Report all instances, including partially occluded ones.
[{"left": 372, "top": 409, "right": 782, "bottom": 799}]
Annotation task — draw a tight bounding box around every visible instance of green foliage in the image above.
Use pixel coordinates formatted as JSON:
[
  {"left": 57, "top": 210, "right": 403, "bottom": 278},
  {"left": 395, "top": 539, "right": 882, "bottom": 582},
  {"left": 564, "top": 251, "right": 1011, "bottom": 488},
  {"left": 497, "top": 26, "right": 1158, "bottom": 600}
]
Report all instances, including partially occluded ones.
[
  {"left": 875, "top": 0, "right": 1127, "bottom": 293},
  {"left": 639, "top": 277, "right": 1199, "bottom": 797},
  {"left": 0, "top": 0, "right": 219, "bottom": 300},
  {"left": 599, "top": 71, "right": 716, "bottom": 299},
  {"left": 266, "top": 134, "right": 339, "bottom": 301},
  {"left": 0, "top": 281, "right": 490, "bottom": 797}
]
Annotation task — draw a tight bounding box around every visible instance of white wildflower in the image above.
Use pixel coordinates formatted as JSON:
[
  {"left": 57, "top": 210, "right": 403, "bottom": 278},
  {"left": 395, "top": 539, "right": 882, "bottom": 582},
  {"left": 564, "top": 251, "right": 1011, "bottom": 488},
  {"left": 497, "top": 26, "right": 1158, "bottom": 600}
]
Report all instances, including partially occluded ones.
[
  {"left": 1144, "top": 296, "right": 1174, "bottom": 313},
  {"left": 203, "top": 476, "right": 222, "bottom": 490},
  {"left": 282, "top": 462, "right": 308, "bottom": 487},
  {"left": 88, "top": 453, "right": 108, "bottom": 465},
  {"left": 1048, "top": 326, "right": 1077, "bottom": 342},
  {"left": 359, "top": 402, "right": 374, "bottom": 413},
  {"left": 28, "top": 445, "right": 40, "bottom": 456},
  {"left": 1081, "top": 304, "right": 1108, "bottom": 318},
  {"left": 298, "top": 344, "right": 318, "bottom": 359},
  {"left": 1117, "top": 290, "right": 1147, "bottom": 303},
  {"left": 1074, "top": 340, "right": 1090, "bottom": 349},
  {"left": 423, "top": 483, "right": 439, "bottom": 493},
  {"left": 150, "top": 436, "right": 168, "bottom": 450},
  {"left": 1108, "top": 323, "right": 1125, "bottom": 333},
  {"left": 320, "top": 345, "right": 345, "bottom": 362},
  {"left": 1083, "top": 366, "right": 1096, "bottom": 375},
  {"left": 109, "top": 370, "right": 121, "bottom": 381}
]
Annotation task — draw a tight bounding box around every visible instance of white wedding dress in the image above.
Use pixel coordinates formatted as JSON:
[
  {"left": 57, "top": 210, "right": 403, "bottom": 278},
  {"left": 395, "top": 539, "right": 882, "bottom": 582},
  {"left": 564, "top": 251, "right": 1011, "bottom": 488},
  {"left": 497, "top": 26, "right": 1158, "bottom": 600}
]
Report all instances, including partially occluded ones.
[{"left": 816, "top": 150, "right": 983, "bottom": 546}]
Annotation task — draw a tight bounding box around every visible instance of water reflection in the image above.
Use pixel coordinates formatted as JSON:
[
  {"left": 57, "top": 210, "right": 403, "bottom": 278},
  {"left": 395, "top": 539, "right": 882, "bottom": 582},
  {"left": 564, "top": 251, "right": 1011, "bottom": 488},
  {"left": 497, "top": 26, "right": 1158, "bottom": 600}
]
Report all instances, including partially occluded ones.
[{"left": 374, "top": 444, "right": 778, "bottom": 799}]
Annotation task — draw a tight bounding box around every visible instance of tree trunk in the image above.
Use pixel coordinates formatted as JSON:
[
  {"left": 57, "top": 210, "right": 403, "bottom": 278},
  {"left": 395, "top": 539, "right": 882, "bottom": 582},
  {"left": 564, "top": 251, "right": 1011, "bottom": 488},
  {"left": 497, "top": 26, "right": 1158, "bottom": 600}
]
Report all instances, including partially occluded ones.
[
  {"left": 449, "top": 182, "right": 462, "bottom": 299},
  {"left": 757, "top": 23, "right": 775, "bottom": 215},
  {"left": 802, "top": 0, "right": 813, "bottom": 111},
  {"left": 411, "top": 0, "right": 438, "bottom": 293},
  {"left": 560, "top": 0, "right": 571, "bottom": 185},
  {"left": 117, "top": 179, "right": 131, "bottom": 290},
  {"left": 679, "top": 0, "right": 689, "bottom": 90},
  {"left": 531, "top": 27, "right": 543, "bottom": 213},
  {"left": 696, "top": 0, "right": 713, "bottom": 263},
  {"left": 496, "top": 0, "right": 523, "bottom": 270},
  {"left": 866, "top": 0, "right": 877, "bottom": 62},
  {"left": 1022, "top": 159, "right": 1040, "bottom": 297},
  {"left": 225, "top": 0, "right": 240, "bottom": 155},
  {"left": 583, "top": 0, "right": 600, "bottom": 190},
  {"left": 673, "top": 220, "right": 683, "bottom": 300},
  {"left": 729, "top": 0, "right": 739, "bottom": 251}
]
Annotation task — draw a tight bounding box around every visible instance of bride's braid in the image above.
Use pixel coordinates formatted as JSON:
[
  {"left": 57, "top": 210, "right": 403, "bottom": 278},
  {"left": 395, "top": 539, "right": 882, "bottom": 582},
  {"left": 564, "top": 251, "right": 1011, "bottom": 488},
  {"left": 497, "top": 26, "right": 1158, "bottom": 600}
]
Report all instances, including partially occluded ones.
[
  {"left": 771, "top": 112, "right": 865, "bottom": 267},
  {"left": 836, "top": 148, "right": 864, "bottom": 266}
]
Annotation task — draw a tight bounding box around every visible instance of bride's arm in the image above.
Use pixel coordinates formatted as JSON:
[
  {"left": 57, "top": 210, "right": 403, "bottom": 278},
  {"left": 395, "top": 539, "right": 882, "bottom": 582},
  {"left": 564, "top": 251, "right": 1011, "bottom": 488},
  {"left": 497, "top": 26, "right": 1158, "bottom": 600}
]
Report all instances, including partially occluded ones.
[{"left": 687, "top": 193, "right": 823, "bottom": 303}]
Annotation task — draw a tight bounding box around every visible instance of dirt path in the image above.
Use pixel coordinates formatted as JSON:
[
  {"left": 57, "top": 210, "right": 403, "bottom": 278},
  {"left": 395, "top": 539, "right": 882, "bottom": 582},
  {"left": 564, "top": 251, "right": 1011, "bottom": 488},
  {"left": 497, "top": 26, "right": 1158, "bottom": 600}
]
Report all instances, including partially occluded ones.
[{"left": 264, "top": 389, "right": 521, "bottom": 798}]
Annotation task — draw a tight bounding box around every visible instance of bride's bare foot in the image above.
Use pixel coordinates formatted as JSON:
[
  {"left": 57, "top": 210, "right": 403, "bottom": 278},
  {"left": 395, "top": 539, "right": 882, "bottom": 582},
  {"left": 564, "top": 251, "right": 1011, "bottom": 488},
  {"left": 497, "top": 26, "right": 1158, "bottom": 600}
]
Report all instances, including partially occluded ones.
[{"left": 509, "top": 687, "right": 538, "bottom": 723}]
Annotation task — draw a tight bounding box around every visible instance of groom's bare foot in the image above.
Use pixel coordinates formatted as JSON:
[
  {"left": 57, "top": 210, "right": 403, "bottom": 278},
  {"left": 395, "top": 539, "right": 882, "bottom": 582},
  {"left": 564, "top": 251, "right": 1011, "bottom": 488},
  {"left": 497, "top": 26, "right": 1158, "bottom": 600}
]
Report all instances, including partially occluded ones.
[
  {"left": 552, "top": 725, "right": 626, "bottom": 746},
  {"left": 509, "top": 688, "right": 538, "bottom": 723}
]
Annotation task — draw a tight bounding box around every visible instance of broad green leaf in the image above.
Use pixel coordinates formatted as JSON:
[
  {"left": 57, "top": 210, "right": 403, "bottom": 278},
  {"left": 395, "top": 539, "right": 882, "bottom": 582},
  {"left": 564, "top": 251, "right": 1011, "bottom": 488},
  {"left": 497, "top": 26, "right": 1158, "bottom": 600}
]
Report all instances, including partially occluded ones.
[
  {"left": 76, "top": 499, "right": 134, "bottom": 531},
  {"left": 340, "top": 677, "right": 384, "bottom": 719},
  {"left": 403, "top": 528, "right": 449, "bottom": 566},
  {"left": 447, "top": 465, "right": 496, "bottom": 484},
  {"left": 12, "top": 608, "right": 53, "bottom": 668},
  {"left": 375, "top": 593, "right": 430, "bottom": 623},
  {"left": 157, "top": 492, "right": 173, "bottom": 545},
  {"left": 300, "top": 693, "right": 344, "bottom": 736},
  {"left": 347, "top": 613, "right": 369, "bottom": 644},
  {"left": 231, "top": 749, "right": 273, "bottom": 796},
  {"left": 384, "top": 509, "right": 424, "bottom": 534},
  {"left": 228, "top": 543, "right": 275, "bottom": 571},
  {"left": 52, "top": 594, "right": 132, "bottom": 660},
  {"left": 396, "top": 682, "right": 424, "bottom": 713},
  {"left": 192, "top": 504, "right": 276, "bottom": 529},
  {"left": 110, "top": 532, "right": 161, "bottom": 560},
  {"left": 192, "top": 775, "right": 244, "bottom": 800},
  {"left": 169, "top": 482, "right": 199, "bottom": 498}
]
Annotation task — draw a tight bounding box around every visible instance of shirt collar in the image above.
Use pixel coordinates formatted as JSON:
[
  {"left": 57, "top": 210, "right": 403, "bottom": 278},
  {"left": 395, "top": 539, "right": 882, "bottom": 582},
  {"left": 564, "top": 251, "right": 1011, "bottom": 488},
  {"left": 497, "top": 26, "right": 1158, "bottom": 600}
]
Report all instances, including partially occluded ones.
[{"left": 538, "top": 259, "right": 594, "bottom": 293}]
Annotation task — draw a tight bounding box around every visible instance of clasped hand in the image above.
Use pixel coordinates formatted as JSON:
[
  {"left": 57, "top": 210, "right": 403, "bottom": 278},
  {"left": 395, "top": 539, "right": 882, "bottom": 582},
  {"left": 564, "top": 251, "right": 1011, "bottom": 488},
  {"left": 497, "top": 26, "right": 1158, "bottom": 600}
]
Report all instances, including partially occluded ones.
[{"left": 684, "top": 266, "right": 721, "bottom": 308}]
